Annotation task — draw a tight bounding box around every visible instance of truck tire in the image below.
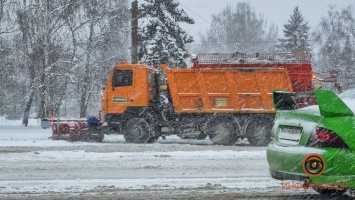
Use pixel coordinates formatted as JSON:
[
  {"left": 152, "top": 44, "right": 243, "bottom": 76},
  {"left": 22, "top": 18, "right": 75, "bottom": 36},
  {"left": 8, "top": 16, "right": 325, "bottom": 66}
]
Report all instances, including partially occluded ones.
[
  {"left": 123, "top": 118, "right": 152, "bottom": 143},
  {"left": 205, "top": 116, "right": 239, "bottom": 145},
  {"left": 245, "top": 116, "right": 273, "bottom": 146}
]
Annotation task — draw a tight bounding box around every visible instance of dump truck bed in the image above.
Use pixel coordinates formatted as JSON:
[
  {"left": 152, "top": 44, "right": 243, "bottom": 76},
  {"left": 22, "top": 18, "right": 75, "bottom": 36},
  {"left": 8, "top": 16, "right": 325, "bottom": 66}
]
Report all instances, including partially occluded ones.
[
  {"left": 191, "top": 52, "right": 313, "bottom": 93},
  {"left": 161, "top": 65, "right": 293, "bottom": 113}
]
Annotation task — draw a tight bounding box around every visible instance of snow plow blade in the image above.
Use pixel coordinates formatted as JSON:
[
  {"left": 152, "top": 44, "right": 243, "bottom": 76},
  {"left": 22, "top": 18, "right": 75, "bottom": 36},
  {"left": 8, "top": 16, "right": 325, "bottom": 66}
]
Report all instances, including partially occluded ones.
[{"left": 49, "top": 116, "right": 105, "bottom": 142}]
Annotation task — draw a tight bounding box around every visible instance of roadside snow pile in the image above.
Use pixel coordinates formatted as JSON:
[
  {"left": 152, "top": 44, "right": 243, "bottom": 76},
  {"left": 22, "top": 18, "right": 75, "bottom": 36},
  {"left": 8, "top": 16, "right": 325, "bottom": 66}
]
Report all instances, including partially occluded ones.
[
  {"left": 0, "top": 116, "right": 41, "bottom": 126},
  {"left": 0, "top": 117, "right": 125, "bottom": 146},
  {"left": 0, "top": 177, "right": 283, "bottom": 194},
  {"left": 1, "top": 149, "right": 267, "bottom": 161}
]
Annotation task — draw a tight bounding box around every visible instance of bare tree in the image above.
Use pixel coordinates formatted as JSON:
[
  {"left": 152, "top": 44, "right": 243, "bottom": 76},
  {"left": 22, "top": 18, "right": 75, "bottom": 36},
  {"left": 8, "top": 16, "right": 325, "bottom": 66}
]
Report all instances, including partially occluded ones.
[
  {"left": 1, "top": 0, "right": 130, "bottom": 122},
  {"left": 16, "top": 0, "right": 78, "bottom": 124},
  {"left": 0, "top": 0, "right": 29, "bottom": 120},
  {"left": 200, "top": 2, "right": 278, "bottom": 53},
  {"left": 312, "top": 5, "right": 355, "bottom": 90},
  {"left": 78, "top": 0, "right": 129, "bottom": 117}
]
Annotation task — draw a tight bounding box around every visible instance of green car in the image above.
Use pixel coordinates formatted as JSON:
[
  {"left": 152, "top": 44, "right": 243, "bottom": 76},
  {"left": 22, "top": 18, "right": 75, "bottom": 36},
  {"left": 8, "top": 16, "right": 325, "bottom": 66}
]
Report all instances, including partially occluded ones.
[{"left": 267, "top": 88, "right": 355, "bottom": 195}]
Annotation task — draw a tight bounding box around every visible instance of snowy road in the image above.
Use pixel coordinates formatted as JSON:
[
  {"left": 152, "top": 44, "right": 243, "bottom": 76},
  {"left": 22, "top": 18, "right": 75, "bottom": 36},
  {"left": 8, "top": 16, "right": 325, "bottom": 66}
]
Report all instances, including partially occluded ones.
[{"left": 0, "top": 120, "right": 351, "bottom": 199}]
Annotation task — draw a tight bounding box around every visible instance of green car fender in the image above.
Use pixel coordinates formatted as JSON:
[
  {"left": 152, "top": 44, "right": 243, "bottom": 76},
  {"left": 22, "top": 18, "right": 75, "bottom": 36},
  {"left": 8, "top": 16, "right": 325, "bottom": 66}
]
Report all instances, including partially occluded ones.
[{"left": 309, "top": 148, "right": 355, "bottom": 189}]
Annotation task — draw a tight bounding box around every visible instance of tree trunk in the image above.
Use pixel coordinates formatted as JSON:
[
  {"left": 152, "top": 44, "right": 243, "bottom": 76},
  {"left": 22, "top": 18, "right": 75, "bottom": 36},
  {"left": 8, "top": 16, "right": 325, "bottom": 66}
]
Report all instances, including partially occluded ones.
[
  {"left": 79, "top": 13, "right": 95, "bottom": 118},
  {"left": 57, "top": 19, "right": 78, "bottom": 117},
  {"left": 38, "top": 0, "right": 51, "bottom": 119},
  {"left": 22, "top": 65, "right": 36, "bottom": 126},
  {"left": 22, "top": 88, "right": 34, "bottom": 126},
  {"left": 37, "top": 71, "right": 45, "bottom": 119}
]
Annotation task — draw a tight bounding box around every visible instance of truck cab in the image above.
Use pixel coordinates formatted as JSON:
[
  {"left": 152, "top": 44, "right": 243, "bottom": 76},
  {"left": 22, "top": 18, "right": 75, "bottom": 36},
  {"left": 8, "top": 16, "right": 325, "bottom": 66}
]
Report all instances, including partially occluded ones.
[{"left": 101, "top": 62, "right": 157, "bottom": 135}]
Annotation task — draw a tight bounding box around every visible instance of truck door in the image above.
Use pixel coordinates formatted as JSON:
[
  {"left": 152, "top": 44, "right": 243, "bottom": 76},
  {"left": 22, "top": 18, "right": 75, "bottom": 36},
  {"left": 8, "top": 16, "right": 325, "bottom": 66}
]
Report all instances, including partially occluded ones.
[{"left": 108, "top": 69, "right": 135, "bottom": 113}]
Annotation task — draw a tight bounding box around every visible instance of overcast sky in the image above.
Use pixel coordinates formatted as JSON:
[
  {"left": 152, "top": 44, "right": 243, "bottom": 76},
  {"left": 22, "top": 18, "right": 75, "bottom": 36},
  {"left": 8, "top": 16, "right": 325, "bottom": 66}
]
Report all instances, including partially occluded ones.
[{"left": 177, "top": 0, "right": 354, "bottom": 41}]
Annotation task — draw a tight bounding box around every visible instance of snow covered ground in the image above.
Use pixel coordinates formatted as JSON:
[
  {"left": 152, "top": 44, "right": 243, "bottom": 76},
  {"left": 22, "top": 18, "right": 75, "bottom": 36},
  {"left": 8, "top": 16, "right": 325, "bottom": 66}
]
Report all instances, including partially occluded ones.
[{"left": 0, "top": 117, "right": 326, "bottom": 199}]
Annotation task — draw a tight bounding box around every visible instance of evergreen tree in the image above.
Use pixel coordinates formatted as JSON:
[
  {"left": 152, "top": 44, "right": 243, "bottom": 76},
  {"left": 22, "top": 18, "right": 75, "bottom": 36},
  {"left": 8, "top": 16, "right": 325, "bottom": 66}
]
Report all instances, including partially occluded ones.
[
  {"left": 277, "top": 6, "right": 310, "bottom": 52},
  {"left": 138, "top": 0, "right": 194, "bottom": 68}
]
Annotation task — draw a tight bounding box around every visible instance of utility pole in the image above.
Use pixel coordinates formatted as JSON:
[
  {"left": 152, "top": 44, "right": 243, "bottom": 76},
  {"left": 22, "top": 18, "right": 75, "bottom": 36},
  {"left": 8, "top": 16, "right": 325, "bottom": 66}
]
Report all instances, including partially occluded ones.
[{"left": 131, "top": 0, "right": 138, "bottom": 64}]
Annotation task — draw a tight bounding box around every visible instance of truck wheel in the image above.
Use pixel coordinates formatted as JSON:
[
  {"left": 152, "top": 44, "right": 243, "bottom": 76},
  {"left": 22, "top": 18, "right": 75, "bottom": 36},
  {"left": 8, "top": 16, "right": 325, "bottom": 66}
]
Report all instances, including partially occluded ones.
[
  {"left": 245, "top": 116, "right": 273, "bottom": 146},
  {"left": 123, "top": 118, "right": 152, "bottom": 143},
  {"left": 206, "top": 116, "right": 238, "bottom": 145}
]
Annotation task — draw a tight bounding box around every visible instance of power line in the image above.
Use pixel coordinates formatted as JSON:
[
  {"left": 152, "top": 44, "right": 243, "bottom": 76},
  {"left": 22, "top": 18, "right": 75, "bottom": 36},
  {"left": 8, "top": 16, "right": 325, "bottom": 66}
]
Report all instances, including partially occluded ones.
[{"left": 179, "top": 2, "right": 211, "bottom": 25}]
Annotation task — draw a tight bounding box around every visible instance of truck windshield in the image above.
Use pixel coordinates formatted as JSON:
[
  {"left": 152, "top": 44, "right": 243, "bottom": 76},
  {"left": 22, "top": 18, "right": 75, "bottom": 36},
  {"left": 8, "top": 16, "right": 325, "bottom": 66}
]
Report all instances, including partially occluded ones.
[{"left": 112, "top": 69, "right": 133, "bottom": 87}]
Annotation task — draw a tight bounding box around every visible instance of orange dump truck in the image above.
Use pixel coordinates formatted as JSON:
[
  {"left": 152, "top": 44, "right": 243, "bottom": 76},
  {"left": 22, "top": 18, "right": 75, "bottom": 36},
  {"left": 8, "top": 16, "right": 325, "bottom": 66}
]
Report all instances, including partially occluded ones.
[{"left": 101, "top": 52, "right": 313, "bottom": 146}]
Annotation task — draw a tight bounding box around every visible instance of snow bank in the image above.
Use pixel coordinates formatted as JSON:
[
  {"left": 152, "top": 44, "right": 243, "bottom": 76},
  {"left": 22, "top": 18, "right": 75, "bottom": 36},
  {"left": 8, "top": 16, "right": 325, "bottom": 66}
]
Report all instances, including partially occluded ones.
[
  {"left": 0, "top": 177, "right": 283, "bottom": 194},
  {"left": 1, "top": 149, "right": 267, "bottom": 161},
  {"left": 0, "top": 116, "right": 41, "bottom": 126}
]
